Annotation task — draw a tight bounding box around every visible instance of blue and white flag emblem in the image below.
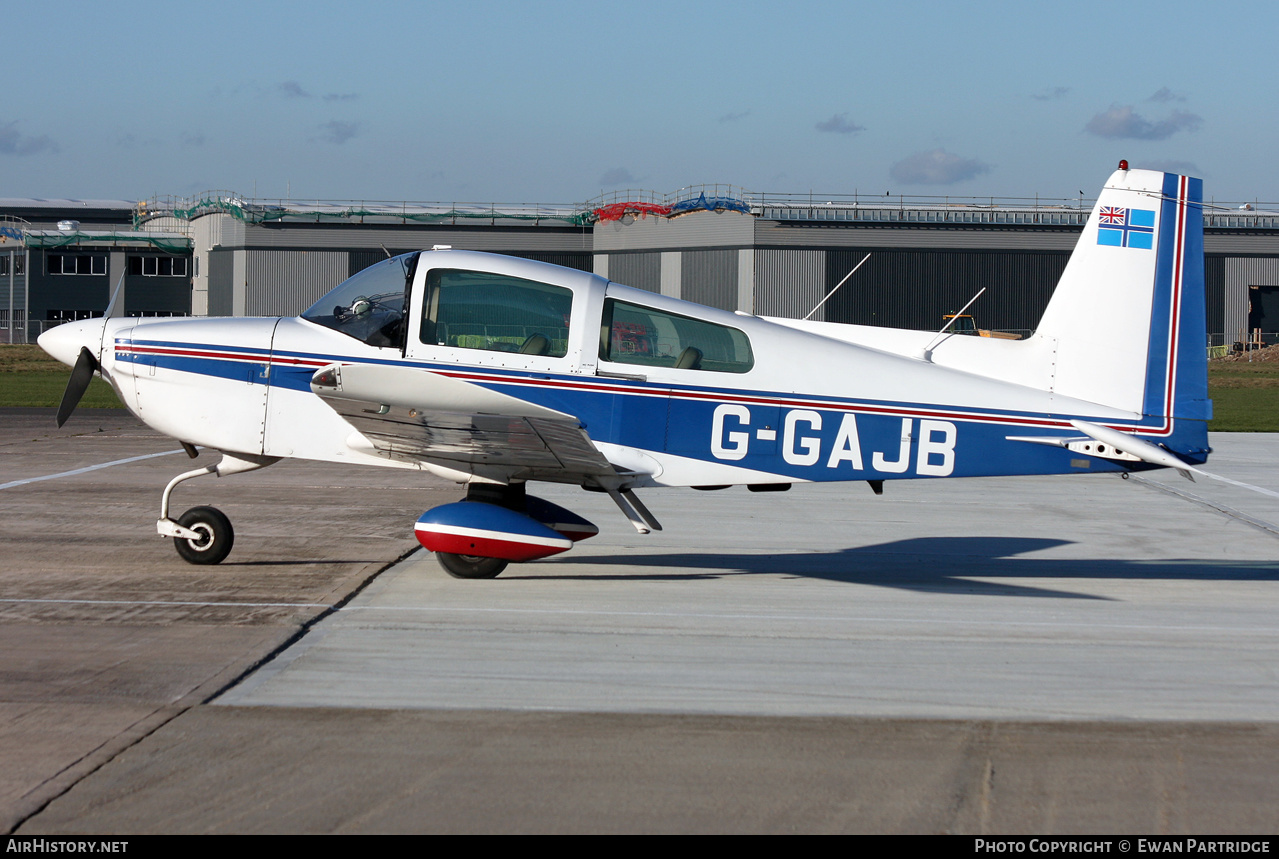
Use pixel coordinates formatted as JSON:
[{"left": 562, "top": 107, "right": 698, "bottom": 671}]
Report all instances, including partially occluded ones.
[{"left": 1097, "top": 206, "right": 1155, "bottom": 249}]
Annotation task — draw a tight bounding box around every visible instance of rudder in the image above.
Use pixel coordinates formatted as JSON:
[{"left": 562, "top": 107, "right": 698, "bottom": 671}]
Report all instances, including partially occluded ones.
[{"left": 1033, "top": 166, "right": 1209, "bottom": 453}]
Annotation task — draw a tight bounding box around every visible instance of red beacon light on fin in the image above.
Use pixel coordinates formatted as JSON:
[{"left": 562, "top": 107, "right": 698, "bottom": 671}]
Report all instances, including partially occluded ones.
[{"left": 1118, "top": 159, "right": 1129, "bottom": 170}]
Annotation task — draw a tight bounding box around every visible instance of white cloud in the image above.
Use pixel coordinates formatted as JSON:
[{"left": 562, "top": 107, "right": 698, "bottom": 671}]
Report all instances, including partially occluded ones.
[
  {"left": 1031, "top": 86, "right": 1069, "bottom": 101},
  {"left": 280, "top": 81, "right": 311, "bottom": 98},
  {"left": 1085, "top": 105, "right": 1201, "bottom": 140},
  {"left": 890, "top": 149, "right": 991, "bottom": 185},
  {"left": 1148, "top": 87, "right": 1187, "bottom": 103},
  {"left": 0, "top": 123, "right": 58, "bottom": 156},
  {"left": 815, "top": 113, "right": 865, "bottom": 134},
  {"left": 318, "top": 120, "right": 359, "bottom": 144}
]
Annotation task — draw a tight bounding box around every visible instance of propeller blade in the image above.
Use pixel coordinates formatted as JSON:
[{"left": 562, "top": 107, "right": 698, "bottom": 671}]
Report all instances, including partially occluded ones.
[
  {"left": 104, "top": 270, "right": 126, "bottom": 320},
  {"left": 56, "top": 346, "right": 100, "bottom": 428}
]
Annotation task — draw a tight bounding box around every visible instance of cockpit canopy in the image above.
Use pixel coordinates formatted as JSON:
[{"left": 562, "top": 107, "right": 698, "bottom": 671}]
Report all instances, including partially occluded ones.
[
  {"left": 301, "top": 249, "right": 753, "bottom": 374},
  {"left": 302, "top": 252, "right": 416, "bottom": 348}
]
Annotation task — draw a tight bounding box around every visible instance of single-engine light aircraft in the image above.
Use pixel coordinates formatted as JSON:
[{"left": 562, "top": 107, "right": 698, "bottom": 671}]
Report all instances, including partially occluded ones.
[{"left": 40, "top": 165, "right": 1211, "bottom": 577}]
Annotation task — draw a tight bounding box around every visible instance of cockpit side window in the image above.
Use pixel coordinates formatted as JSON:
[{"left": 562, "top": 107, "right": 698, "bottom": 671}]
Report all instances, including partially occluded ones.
[
  {"left": 301, "top": 253, "right": 417, "bottom": 349},
  {"left": 599, "top": 298, "right": 754, "bottom": 373},
  {"left": 419, "top": 269, "right": 572, "bottom": 358}
]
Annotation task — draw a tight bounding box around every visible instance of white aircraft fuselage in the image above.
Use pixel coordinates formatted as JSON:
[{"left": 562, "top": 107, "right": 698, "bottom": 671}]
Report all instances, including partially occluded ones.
[{"left": 39, "top": 167, "right": 1212, "bottom": 576}]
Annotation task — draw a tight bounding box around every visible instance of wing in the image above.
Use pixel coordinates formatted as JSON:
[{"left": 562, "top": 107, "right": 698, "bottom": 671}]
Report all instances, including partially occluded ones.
[{"left": 309, "top": 362, "right": 616, "bottom": 481}]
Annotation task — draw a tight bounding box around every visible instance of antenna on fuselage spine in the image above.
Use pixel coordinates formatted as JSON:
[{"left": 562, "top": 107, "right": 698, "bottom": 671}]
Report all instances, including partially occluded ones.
[
  {"left": 920, "top": 286, "right": 987, "bottom": 362},
  {"left": 803, "top": 252, "right": 871, "bottom": 321}
]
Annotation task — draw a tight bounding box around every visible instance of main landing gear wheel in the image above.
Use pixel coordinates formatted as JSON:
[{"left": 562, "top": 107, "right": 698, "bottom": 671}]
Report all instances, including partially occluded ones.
[
  {"left": 173, "top": 506, "right": 234, "bottom": 565},
  {"left": 436, "top": 552, "right": 508, "bottom": 579}
]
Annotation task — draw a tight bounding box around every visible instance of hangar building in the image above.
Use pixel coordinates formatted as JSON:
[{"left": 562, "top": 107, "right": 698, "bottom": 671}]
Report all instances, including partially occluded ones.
[{"left": 5, "top": 183, "right": 1279, "bottom": 348}]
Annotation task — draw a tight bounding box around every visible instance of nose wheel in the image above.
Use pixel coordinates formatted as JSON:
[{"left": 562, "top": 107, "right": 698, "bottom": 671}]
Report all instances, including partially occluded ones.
[
  {"left": 156, "top": 452, "right": 278, "bottom": 566},
  {"left": 172, "top": 506, "right": 234, "bottom": 565}
]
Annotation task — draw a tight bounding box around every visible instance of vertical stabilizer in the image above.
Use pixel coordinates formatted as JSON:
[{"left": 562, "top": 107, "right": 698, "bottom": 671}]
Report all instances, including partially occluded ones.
[{"left": 1033, "top": 167, "right": 1209, "bottom": 447}]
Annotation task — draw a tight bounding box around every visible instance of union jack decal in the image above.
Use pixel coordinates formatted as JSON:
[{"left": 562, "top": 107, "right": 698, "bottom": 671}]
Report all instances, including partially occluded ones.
[{"left": 1099, "top": 206, "right": 1125, "bottom": 225}]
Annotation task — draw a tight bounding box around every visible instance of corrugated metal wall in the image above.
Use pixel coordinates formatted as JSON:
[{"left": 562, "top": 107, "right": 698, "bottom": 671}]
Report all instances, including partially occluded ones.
[
  {"left": 754, "top": 222, "right": 1083, "bottom": 251},
  {"left": 681, "top": 249, "right": 738, "bottom": 310},
  {"left": 245, "top": 250, "right": 348, "bottom": 316},
  {"left": 607, "top": 253, "right": 661, "bottom": 293},
  {"left": 754, "top": 250, "right": 826, "bottom": 319},
  {"left": 1225, "top": 257, "right": 1279, "bottom": 342},
  {"left": 349, "top": 249, "right": 394, "bottom": 277},
  {"left": 823, "top": 248, "right": 1069, "bottom": 332}
]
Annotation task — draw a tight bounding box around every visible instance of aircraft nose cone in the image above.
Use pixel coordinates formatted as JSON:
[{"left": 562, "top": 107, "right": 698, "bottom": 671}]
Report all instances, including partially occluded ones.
[{"left": 38, "top": 319, "right": 102, "bottom": 367}]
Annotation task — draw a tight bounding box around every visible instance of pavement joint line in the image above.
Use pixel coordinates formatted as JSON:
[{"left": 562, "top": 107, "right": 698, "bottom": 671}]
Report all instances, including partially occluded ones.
[
  {"left": 0, "top": 598, "right": 332, "bottom": 608},
  {"left": 336, "top": 603, "right": 1279, "bottom": 634},
  {"left": 1130, "top": 474, "right": 1279, "bottom": 537},
  {"left": 0, "top": 449, "right": 186, "bottom": 490}
]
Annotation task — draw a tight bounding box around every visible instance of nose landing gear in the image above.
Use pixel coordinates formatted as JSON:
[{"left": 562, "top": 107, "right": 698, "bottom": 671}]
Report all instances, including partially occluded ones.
[{"left": 156, "top": 452, "right": 279, "bottom": 565}]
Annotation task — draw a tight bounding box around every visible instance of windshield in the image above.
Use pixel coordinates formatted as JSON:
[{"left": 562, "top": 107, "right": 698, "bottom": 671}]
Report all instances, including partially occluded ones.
[{"left": 302, "top": 252, "right": 418, "bottom": 348}]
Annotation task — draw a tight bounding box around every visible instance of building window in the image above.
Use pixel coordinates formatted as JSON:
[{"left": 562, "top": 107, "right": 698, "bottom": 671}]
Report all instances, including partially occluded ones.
[
  {"left": 128, "top": 255, "right": 189, "bottom": 277},
  {"left": 45, "top": 310, "right": 103, "bottom": 322},
  {"left": 48, "top": 254, "right": 106, "bottom": 276}
]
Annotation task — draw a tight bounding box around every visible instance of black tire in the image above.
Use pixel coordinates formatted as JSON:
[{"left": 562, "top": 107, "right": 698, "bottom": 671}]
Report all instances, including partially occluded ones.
[
  {"left": 436, "top": 552, "right": 508, "bottom": 579},
  {"left": 173, "top": 506, "right": 234, "bottom": 565}
]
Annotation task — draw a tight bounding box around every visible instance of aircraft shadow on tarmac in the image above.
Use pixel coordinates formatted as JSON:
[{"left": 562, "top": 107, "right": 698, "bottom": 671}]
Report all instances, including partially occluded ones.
[{"left": 529, "top": 536, "right": 1279, "bottom": 600}]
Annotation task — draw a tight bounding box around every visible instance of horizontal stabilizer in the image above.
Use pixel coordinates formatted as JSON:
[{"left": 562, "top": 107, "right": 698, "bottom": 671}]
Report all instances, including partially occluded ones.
[
  {"left": 1070, "top": 420, "right": 1200, "bottom": 480},
  {"left": 1006, "top": 433, "right": 1141, "bottom": 463}
]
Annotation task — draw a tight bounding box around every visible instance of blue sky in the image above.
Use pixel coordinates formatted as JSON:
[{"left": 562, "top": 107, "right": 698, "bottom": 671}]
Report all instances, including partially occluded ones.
[{"left": 3, "top": 1, "right": 1275, "bottom": 205}]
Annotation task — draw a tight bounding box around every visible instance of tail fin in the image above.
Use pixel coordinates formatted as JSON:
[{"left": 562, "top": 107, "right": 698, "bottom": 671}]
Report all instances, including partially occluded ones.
[{"left": 1034, "top": 167, "right": 1209, "bottom": 450}]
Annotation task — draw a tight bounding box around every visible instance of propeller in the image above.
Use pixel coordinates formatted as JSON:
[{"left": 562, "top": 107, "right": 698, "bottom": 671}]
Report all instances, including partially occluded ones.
[
  {"left": 55, "top": 346, "right": 101, "bottom": 427},
  {"left": 46, "top": 271, "right": 124, "bottom": 427}
]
